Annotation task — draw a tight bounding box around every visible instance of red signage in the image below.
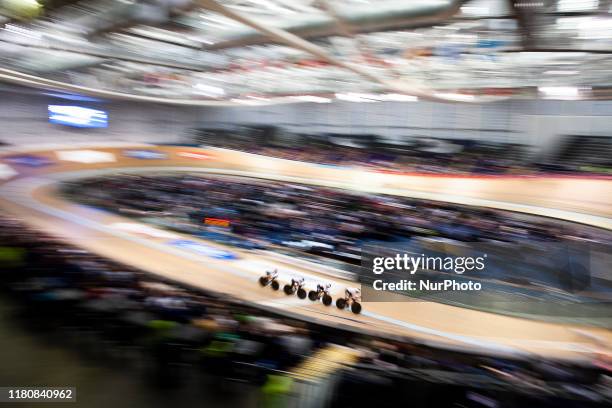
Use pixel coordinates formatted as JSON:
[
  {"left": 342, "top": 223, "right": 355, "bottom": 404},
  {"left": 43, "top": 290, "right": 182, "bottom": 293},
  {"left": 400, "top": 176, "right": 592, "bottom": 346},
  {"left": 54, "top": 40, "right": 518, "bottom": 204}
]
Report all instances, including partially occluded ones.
[{"left": 204, "top": 218, "right": 230, "bottom": 227}]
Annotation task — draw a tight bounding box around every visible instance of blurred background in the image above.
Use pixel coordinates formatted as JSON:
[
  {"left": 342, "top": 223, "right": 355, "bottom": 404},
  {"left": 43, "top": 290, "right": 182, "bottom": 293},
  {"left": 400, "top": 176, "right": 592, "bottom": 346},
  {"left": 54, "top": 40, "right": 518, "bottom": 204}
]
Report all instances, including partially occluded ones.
[{"left": 0, "top": 0, "right": 612, "bottom": 407}]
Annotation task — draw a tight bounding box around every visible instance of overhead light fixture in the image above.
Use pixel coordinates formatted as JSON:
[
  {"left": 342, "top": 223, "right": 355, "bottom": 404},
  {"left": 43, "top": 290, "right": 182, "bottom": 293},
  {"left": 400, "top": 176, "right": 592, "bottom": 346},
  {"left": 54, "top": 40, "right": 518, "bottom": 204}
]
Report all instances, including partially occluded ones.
[
  {"left": 335, "top": 93, "right": 378, "bottom": 103},
  {"left": 291, "top": 95, "right": 331, "bottom": 103},
  {"left": 460, "top": 5, "right": 490, "bottom": 15},
  {"left": 514, "top": 2, "right": 544, "bottom": 8},
  {"left": 543, "top": 70, "right": 579, "bottom": 75},
  {"left": 538, "top": 86, "right": 589, "bottom": 99},
  {"left": 557, "top": 0, "right": 598, "bottom": 12},
  {"left": 381, "top": 94, "right": 418, "bottom": 102},
  {"left": 433, "top": 92, "right": 475, "bottom": 102},
  {"left": 334, "top": 93, "right": 419, "bottom": 103},
  {"left": 193, "top": 83, "right": 225, "bottom": 96},
  {"left": 230, "top": 98, "right": 265, "bottom": 105}
]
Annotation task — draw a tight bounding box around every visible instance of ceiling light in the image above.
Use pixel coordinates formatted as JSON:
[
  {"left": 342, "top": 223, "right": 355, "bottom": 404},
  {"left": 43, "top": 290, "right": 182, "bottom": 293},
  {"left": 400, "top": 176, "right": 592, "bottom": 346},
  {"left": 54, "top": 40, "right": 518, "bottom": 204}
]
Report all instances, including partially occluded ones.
[
  {"left": 538, "top": 86, "right": 578, "bottom": 96},
  {"left": 193, "top": 83, "right": 225, "bottom": 96},
  {"left": 538, "top": 86, "right": 589, "bottom": 99},
  {"left": 433, "top": 92, "right": 475, "bottom": 102},
  {"left": 335, "top": 93, "right": 378, "bottom": 103},
  {"left": 230, "top": 98, "right": 265, "bottom": 105},
  {"left": 291, "top": 95, "right": 331, "bottom": 103},
  {"left": 381, "top": 94, "right": 418, "bottom": 102},
  {"left": 460, "top": 6, "right": 490, "bottom": 15},
  {"left": 514, "top": 2, "right": 544, "bottom": 7},
  {"left": 543, "top": 70, "right": 578, "bottom": 75},
  {"left": 557, "top": 0, "right": 598, "bottom": 12}
]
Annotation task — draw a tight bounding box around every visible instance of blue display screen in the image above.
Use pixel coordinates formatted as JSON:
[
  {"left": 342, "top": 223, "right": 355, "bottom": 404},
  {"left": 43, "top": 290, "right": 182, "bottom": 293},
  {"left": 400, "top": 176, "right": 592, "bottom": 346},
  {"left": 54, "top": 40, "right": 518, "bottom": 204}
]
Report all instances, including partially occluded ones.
[{"left": 48, "top": 105, "right": 108, "bottom": 128}]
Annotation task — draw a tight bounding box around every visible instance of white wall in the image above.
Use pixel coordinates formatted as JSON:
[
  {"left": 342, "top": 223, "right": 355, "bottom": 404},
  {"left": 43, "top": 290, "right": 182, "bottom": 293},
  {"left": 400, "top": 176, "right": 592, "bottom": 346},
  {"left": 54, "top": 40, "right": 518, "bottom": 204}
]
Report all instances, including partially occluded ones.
[
  {"left": 2, "top": 85, "right": 611, "bottom": 155},
  {"left": 198, "top": 99, "right": 612, "bottom": 155},
  {"left": 199, "top": 100, "right": 516, "bottom": 143},
  {"left": 0, "top": 89, "right": 200, "bottom": 146}
]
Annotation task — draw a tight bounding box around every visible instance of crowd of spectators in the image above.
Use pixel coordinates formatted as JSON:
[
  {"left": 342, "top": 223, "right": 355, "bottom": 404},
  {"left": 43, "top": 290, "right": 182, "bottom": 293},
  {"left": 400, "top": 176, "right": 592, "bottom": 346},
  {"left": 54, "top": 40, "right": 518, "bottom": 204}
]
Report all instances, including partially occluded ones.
[
  {"left": 271, "top": 145, "right": 531, "bottom": 175},
  {"left": 67, "top": 173, "right": 611, "bottom": 256},
  {"left": 210, "top": 141, "right": 532, "bottom": 175},
  {"left": 198, "top": 133, "right": 612, "bottom": 176},
  {"left": 1, "top": 215, "right": 611, "bottom": 407},
  {"left": 0, "top": 216, "right": 317, "bottom": 386}
]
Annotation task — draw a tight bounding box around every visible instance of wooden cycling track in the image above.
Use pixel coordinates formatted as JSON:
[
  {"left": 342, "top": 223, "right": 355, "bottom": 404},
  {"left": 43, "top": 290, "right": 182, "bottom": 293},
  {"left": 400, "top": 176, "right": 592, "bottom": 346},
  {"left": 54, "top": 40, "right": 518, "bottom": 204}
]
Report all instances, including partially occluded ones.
[{"left": 0, "top": 144, "right": 611, "bottom": 362}]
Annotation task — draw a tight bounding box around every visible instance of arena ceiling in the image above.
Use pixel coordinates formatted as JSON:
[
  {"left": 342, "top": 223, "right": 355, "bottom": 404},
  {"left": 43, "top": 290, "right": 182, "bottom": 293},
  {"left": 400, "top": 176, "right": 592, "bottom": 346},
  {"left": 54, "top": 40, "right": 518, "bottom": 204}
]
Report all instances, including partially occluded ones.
[{"left": 0, "top": 0, "right": 611, "bottom": 104}]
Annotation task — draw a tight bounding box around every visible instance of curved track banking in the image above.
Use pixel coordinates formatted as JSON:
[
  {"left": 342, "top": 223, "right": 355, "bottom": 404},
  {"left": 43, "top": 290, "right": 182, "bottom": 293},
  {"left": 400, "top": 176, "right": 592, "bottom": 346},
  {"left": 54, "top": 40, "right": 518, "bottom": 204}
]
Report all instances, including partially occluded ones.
[{"left": 1, "top": 144, "right": 611, "bottom": 361}]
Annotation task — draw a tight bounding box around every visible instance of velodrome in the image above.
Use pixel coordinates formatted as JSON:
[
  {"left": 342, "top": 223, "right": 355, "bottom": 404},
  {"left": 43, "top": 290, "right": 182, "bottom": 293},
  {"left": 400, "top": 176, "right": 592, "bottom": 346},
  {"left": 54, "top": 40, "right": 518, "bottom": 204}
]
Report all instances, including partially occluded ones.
[{"left": 1, "top": 144, "right": 611, "bottom": 362}]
